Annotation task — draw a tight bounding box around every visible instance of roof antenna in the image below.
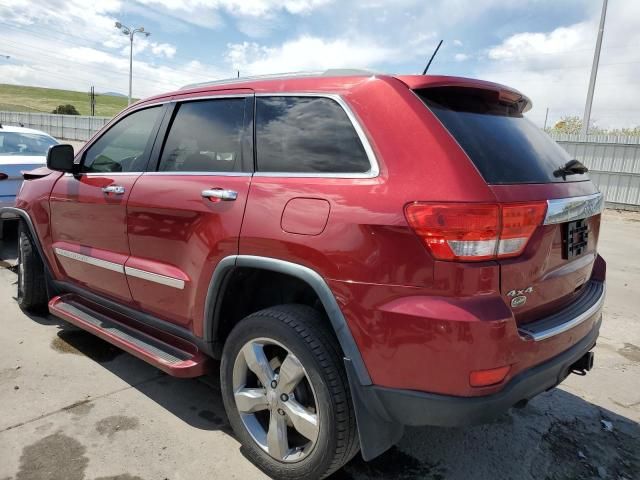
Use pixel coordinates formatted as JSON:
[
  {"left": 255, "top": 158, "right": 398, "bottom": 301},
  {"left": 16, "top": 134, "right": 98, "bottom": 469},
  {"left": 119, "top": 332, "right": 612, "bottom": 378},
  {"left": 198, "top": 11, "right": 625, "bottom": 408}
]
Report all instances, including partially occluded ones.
[{"left": 422, "top": 39, "right": 443, "bottom": 75}]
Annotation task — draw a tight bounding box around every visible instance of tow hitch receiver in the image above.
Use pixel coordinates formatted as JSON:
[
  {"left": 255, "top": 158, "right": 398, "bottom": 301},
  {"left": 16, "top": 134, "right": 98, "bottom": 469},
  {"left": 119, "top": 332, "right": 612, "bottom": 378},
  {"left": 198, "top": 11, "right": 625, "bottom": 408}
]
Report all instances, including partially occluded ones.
[{"left": 570, "top": 351, "right": 595, "bottom": 376}]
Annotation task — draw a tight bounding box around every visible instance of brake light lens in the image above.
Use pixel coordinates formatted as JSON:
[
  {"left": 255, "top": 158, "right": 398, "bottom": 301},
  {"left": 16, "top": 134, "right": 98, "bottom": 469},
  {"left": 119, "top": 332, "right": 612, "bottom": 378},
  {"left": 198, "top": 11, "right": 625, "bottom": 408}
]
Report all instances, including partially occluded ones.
[{"left": 405, "top": 202, "right": 547, "bottom": 261}]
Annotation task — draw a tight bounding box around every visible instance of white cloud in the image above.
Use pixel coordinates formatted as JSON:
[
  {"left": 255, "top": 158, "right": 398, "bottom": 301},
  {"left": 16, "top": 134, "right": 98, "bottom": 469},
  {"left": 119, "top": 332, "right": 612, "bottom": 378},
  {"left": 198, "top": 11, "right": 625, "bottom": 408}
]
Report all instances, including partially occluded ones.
[
  {"left": 136, "top": 0, "right": 332, "bottom": 20},
  {"left": 475, "top": 2, "right": 640, "bottom": 129},
  {"left": 454, "top": 53, "right": 469, "bottom": 61},
  {"left": 226, "top": 35, "right": 396, "bottom": 75},
  {"left": 453, "top": 39, "right": 463, "bottom": 47}
]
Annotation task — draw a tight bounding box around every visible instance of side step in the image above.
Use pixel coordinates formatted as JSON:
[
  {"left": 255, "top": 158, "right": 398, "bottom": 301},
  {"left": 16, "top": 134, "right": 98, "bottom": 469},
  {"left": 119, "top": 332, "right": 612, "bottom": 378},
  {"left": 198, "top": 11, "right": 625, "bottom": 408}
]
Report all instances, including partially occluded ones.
[{"left": 49, "top": 294, "right": 210, "bottom": 378}]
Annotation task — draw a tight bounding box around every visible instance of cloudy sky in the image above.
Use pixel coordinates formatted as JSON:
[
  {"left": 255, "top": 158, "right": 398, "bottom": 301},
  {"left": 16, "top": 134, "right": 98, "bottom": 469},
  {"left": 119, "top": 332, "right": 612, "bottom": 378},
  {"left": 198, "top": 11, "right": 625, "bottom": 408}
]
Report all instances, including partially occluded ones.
[{"left": 0, "top": 0, "right": 638, "bottom": 128}]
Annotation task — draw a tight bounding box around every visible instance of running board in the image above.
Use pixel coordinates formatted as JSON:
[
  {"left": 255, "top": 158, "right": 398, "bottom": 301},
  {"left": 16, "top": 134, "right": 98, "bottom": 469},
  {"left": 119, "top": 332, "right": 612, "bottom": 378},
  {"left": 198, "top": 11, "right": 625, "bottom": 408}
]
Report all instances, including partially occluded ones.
[{"left": 49, "top": 294, "right": 210, "bottom": 378}]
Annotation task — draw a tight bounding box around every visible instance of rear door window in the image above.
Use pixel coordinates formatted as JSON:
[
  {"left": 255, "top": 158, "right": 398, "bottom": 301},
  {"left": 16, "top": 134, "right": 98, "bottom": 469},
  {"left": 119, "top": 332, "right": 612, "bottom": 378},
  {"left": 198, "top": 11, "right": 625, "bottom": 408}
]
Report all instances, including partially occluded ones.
[
  {"left": 158, "top": 98, "right": 249, "bottom": 173},
  {"left": 417, "top": 87, "right": 589, "bottom": 184},
  {"left": 255, "top": 96, "right": 370, "bottom": 174}
]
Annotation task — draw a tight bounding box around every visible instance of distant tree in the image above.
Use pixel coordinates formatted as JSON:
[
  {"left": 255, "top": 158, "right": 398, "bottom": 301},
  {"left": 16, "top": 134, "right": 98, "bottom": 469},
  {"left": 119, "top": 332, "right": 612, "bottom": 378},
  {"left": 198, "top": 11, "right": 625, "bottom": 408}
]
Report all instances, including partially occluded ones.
[
  {"left": 549, "top": 116, "right": 611, "bottom": 135},
  {"left": 51, "top": 104, "right": 80, "bottom": 115}
]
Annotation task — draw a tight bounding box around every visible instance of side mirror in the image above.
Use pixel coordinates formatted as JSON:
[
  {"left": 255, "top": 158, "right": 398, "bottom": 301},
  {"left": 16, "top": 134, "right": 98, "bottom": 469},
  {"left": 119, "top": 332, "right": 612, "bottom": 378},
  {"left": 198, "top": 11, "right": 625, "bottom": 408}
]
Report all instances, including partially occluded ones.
[{"left": 46, "top": 144, "right": 76, "bottom": 173}]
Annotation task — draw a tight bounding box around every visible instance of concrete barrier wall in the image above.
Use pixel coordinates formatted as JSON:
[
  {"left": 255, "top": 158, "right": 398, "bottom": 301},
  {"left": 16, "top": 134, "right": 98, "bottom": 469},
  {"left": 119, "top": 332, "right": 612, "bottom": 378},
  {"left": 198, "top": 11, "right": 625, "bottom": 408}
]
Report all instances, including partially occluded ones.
[{"left": 0, "top": 111, "right": 110, "bottom": 141}]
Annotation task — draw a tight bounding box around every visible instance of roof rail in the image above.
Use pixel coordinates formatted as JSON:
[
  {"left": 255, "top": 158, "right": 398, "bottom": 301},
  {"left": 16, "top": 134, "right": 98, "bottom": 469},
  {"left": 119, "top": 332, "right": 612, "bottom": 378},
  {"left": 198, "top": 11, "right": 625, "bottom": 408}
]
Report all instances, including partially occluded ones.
[{"left": 180, "top": 69, "right": 376, "bottom": 90}]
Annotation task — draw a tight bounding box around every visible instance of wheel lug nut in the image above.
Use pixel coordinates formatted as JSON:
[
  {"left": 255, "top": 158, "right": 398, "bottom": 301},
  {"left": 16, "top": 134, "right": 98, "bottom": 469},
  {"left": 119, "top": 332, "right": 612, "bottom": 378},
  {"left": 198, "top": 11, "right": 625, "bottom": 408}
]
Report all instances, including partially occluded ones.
[
  {"left": 277, "top": 408, "right": 286, "bottom": 416},
  {"left": 280, "top": 393, "right": 289, "bottom": 402},
  {"left": 270, "top": 380, "right": 277, "bottom": 388}
]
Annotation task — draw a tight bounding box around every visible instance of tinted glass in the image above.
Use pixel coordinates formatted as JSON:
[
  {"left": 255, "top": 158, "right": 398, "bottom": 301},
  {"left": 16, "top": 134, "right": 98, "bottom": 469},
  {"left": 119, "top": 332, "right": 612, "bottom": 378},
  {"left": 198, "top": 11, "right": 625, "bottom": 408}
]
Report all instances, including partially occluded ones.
[
  {"left": 0, "top": 132, "right": 57, "bottom": 156},
  {"left": 159, "top": 99, "right": 246, "bottom": 173},
  {"left": 256, "top": 96, "right": 370, "bottom": 174},
  {"left": 418, "top": 88, "right": 588, "bottom": 184},
  {"left": 83, "top": 106, "right": 161, "bottom": 173}
]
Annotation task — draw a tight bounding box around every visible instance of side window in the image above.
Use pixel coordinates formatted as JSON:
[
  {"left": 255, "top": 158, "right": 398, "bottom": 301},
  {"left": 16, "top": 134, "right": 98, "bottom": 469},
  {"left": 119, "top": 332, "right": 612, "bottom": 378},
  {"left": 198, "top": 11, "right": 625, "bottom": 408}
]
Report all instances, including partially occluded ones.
[
  {"left": 256, "top": 96, "right": 370, "bottom": 174},
  {"left": 158, "top": 98, "right": 247, "bottom": 173},
  {"left": 82, "top": 106, "right": 161, "bottom": 173}
]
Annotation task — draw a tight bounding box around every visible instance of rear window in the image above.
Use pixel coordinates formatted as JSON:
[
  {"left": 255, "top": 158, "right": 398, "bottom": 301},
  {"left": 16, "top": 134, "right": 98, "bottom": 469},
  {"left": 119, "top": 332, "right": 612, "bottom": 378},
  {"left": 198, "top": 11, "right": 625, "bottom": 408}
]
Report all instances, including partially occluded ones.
[{"left": 417, "top": 87, "right": 589, "bottom": 184}]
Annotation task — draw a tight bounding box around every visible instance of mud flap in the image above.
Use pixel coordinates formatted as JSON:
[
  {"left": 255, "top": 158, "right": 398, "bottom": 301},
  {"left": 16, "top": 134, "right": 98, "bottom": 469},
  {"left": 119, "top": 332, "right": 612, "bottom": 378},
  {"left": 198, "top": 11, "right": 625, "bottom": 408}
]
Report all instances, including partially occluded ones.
[{"left": 344, "top": 358, "right": 404, "bottom": 461}]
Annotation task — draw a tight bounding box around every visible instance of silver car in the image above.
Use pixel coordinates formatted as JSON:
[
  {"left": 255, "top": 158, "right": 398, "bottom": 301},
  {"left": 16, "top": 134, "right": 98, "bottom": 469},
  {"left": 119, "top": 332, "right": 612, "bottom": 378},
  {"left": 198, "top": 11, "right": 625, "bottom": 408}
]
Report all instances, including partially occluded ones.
[{"left": 0, "top": 124, "right": 58, "bottom": 232}]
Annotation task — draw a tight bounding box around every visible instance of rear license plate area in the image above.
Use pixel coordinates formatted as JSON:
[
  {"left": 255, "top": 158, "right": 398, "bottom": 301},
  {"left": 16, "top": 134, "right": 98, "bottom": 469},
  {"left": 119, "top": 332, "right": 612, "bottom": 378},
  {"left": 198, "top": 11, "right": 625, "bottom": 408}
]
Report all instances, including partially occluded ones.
[{"left": 563, "top": 219, "right": 589, "bottom": 259}]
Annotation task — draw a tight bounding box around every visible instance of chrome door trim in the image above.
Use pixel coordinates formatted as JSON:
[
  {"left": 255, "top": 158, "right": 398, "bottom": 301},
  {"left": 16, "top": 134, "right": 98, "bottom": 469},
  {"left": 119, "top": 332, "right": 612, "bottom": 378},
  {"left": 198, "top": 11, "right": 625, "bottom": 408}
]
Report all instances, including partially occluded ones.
[
  {"left": 544, "top": 193, "right": 604, "bottom": 225},
  {"left": 124, "top": 266, "right": 185, "bottom": 290},
  {"left": 54, "top": 248, "right": 124, "bottom": 274},
  {"left": 143, "top": 171, "right": 252, "bottom": 177},
  {"left": 253, "top": 92, "right": 380, "bottom": 179}
]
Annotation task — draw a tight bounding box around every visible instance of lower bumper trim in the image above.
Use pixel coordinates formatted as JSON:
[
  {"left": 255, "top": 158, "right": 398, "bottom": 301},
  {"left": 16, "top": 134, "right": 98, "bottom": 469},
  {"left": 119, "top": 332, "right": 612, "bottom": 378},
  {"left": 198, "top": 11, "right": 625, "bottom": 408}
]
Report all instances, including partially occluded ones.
[{"left": 361, "top": 317, "right": 600, "bottom": 428}]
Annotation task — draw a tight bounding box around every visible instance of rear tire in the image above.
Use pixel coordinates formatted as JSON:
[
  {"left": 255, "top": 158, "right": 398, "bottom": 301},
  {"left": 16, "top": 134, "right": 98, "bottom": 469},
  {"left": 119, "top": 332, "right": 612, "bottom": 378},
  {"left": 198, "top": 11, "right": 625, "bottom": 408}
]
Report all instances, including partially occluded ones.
[
  {"left": 17, "top": 222, "right": 48, "bottom": 313},
  {"left": 220, "top": 304, "right": 359, "bottom": 480}
]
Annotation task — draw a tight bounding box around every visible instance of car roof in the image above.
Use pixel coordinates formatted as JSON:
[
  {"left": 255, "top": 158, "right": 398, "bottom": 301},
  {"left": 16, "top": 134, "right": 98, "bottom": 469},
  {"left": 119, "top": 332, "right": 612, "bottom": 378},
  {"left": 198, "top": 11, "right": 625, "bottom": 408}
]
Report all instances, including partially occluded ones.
[
  {"left": 0, "top": 124, "right": 55, "bottom": 137},
  {"left": 135, "top": 70, "right": 531, "bottom": 112}
]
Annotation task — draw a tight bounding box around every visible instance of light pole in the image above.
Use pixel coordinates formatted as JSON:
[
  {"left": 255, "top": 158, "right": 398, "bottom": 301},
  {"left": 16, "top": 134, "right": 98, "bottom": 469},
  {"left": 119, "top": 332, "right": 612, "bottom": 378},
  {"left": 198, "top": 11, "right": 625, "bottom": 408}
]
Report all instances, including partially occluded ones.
[
  {"left": 582, "top": 0, "right": 608, "bottom": 135},
  {"left": 115, "top": 22, "right": 151, "bottom": 105}
]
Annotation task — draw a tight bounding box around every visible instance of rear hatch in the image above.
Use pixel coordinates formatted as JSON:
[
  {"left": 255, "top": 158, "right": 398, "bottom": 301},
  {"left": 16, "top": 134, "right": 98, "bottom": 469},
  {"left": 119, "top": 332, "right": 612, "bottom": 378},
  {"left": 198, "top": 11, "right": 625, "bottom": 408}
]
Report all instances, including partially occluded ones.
[{"left": 415, "top": 85, "right": 602, "bottom": 325}]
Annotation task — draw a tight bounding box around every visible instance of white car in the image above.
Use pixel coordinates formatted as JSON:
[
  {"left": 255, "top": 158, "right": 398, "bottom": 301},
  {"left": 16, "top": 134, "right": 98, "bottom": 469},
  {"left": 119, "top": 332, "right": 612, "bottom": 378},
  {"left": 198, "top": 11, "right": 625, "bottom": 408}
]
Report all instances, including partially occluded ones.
[{"left": 0, "top": 124, "right": 58, "bottom": 230}]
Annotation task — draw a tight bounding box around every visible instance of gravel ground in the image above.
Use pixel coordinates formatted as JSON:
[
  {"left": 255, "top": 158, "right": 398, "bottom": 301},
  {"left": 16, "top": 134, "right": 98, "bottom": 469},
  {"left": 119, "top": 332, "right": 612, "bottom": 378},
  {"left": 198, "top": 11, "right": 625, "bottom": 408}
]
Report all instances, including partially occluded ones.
[{"left": 0, "top": 210, "right": 638, "bottom": 480}]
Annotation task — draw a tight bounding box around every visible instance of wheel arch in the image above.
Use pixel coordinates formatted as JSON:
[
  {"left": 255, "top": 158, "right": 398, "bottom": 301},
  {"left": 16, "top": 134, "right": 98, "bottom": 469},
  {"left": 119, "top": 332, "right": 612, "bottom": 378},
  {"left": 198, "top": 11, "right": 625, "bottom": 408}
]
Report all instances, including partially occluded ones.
[{"left": 203, "top": 255, "right": 372, "bottom": 386}]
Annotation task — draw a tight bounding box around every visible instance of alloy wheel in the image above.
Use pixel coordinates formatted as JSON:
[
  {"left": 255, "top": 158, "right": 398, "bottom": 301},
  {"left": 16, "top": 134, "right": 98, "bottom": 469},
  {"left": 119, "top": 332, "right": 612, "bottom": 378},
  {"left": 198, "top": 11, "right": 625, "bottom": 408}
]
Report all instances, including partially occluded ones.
[{"left": 232, "top": 337, "right": 320, "bottom": 462}]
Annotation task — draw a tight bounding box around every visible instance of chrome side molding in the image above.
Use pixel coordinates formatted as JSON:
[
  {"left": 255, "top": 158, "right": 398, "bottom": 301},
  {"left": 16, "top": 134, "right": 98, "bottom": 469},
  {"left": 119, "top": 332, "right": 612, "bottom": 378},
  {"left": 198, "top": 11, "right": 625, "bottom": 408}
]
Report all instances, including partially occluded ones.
[
  {"left": 54, "top": 247, "right": 185, "bottom": 289},
  {"left": 125, "top": 266, "right": 186, "bottom": 290},
  {"left": 55, "top": 248, "right": 124, "bottom": 273},
  {"left": 544, "top": 192, "right": 604, "bottom": 225}
]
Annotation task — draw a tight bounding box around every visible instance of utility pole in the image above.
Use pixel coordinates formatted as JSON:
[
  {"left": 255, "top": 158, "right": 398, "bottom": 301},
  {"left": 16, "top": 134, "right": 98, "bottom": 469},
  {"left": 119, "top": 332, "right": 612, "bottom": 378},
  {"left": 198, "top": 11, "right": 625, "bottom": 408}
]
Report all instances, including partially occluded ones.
[
  {"left": 115, "top": 22, "right": 151, "bottom": 105},
  {"left": 543, "top": 107, "right": 549, "bottom": 131},
  {"left": 88, "top": 86, "right": 96, "bottom": 116},
  {"left": 582, "top": 0, "right": 608, "bottom": 135}
]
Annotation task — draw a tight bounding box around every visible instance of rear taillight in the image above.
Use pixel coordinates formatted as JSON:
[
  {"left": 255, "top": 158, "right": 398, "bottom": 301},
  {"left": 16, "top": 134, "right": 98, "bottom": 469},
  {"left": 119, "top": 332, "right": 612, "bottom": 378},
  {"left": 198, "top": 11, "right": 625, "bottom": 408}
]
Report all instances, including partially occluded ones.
[{"left": 404, "top": 202, "right": 547, "bottom": 262}]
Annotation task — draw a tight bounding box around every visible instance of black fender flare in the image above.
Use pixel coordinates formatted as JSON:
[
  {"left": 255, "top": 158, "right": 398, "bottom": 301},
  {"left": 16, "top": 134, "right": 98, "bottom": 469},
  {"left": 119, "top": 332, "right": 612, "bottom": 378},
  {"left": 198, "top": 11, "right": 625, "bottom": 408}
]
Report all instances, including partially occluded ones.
[{"left": 203, "top": 254, "right": 372, "bottom": 386}]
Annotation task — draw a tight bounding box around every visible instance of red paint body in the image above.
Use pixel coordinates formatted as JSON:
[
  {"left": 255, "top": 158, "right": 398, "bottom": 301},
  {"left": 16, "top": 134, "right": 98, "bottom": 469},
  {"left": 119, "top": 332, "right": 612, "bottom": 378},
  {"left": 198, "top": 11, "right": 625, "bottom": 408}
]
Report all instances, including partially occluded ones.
[{"left": 16, "top": 73, "right": 605, "bottom": 397}]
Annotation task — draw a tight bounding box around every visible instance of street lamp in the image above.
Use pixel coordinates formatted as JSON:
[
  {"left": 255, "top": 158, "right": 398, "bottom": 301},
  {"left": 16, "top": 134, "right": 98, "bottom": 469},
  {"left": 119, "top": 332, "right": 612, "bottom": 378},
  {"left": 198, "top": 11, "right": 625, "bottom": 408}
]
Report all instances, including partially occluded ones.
[{"left": 115, "top": 21, "right": 151, "bottom": 105}]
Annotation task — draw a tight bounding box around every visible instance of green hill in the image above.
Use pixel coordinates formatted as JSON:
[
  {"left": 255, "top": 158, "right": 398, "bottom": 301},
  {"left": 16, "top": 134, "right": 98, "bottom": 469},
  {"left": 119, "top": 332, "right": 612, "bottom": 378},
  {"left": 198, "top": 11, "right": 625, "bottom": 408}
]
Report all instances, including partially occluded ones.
[{"left": 0, "top": 84, "right": 135, "bottom": 117}]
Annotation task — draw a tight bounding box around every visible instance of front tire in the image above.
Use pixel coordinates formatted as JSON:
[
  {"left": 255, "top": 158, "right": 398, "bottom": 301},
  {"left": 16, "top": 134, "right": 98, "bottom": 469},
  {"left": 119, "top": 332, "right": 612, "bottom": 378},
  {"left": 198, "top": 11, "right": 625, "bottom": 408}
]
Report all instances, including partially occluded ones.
[
  {"left": 220, "top": 304, "right": 359, "bottom": 480},
  {"left": 17, "top": 222, "right": 48, "bottom": 312}
]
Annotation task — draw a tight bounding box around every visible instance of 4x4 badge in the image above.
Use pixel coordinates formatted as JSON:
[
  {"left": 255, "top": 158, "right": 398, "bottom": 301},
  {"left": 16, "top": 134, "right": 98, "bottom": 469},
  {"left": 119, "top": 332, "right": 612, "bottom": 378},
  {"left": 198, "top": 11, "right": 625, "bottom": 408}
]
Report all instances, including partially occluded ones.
[
  {"left": 507, "top": 287, "right": 533, "bottom": 308},
  {"left": 506, "top": 287, "right": 534, "bottom": 297}
]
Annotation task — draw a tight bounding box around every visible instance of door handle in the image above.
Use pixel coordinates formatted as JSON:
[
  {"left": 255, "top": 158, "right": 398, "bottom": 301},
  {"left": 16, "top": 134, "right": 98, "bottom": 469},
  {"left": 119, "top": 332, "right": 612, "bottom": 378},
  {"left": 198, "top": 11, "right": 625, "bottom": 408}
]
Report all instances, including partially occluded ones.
[
  {"left": 102, "top": 185, "right": 126, "bottom": 195},
  {"left": 202, "top": 189, "right": 238, "bottom": 201}
]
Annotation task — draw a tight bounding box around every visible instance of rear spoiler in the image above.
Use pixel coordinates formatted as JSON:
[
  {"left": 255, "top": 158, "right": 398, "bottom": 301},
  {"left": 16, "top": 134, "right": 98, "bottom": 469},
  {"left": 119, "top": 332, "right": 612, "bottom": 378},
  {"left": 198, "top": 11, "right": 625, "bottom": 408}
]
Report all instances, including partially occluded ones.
[{"left": 395, "top": 75, "right": 532, "bottom": 113}]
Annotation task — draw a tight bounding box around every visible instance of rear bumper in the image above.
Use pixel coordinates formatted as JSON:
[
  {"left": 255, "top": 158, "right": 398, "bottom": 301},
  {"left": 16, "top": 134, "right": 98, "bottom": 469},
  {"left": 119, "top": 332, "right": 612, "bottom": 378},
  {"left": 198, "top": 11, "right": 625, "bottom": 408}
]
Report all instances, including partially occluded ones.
[{"left": 367, "top": 316, "right": 600, "bottom": 427}]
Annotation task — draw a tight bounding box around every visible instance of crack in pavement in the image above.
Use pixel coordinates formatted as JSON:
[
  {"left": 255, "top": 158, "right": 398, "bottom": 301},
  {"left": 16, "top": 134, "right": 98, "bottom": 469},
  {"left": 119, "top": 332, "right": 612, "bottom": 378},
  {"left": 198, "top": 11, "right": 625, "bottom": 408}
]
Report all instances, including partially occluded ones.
[{"left": 0, "top": 376, "right": 159, "bottom": 435}]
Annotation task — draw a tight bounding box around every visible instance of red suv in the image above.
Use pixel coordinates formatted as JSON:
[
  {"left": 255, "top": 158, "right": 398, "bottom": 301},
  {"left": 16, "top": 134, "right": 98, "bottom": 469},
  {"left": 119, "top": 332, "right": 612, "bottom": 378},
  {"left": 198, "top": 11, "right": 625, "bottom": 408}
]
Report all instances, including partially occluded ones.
[{"left": 3, "top": 71, "right": 605, "bottom": 479}]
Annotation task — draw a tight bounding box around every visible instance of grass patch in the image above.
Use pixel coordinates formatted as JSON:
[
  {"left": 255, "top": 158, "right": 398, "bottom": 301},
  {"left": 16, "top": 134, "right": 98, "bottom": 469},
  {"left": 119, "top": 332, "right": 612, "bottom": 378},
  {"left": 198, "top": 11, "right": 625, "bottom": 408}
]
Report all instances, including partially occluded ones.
[{"left": 0, "top": 84, "right": 134, "bottom": 117}]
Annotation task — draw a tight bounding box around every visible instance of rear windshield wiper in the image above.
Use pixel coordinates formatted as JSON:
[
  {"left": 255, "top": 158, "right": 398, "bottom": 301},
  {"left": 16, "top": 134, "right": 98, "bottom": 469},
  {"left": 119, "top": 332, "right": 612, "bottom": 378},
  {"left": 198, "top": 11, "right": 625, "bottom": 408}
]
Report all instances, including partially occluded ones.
[{"left": 553, "top": 159, "right": 589, "bottom": 180}]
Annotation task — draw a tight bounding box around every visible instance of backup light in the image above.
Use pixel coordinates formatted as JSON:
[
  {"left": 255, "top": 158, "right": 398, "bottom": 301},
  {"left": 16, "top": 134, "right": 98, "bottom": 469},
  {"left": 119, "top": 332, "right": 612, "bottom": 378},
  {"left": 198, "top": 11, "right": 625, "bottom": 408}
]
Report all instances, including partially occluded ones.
[{"left": 405, "top": 202, "right": 547, "bottom": 261}]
